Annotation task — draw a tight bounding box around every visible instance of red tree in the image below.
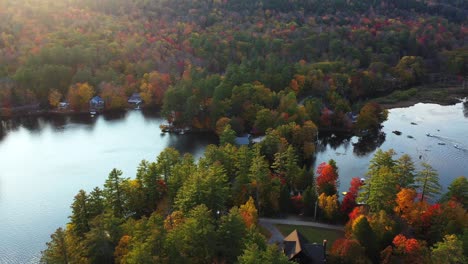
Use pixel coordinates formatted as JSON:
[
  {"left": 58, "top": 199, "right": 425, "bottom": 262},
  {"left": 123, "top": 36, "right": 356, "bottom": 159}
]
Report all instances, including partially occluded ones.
[
  {"left": 341, "top": 177, "right": 363, "bottom": 214},
  {"left": 316, "top": 162, "right": 338, "bottom": 195}
]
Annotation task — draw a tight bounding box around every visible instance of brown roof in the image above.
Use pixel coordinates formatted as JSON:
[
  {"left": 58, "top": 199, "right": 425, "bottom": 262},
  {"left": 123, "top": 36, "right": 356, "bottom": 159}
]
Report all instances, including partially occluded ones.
[
  {"left": 283, "top": 229, "right": 326, "bottom": 264},
  {"left": 283, "top": 229, "right": 310, "bottom": 259}
]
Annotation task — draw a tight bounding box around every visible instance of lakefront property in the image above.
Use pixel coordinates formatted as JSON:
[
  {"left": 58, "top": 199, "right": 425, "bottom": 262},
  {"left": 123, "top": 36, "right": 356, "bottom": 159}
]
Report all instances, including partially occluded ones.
[{"left": 0, "top": 0, "right": 467, "bottom": 263}]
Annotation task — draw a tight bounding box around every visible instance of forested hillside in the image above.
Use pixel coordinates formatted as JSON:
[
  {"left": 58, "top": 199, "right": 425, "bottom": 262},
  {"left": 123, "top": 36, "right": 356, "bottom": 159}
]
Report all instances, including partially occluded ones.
[
  {"left": 5, "top": 0, "right": 464, "bottom": 263},
  {"left": 1, "top": 0, "right": 466, "bottom": 132}
]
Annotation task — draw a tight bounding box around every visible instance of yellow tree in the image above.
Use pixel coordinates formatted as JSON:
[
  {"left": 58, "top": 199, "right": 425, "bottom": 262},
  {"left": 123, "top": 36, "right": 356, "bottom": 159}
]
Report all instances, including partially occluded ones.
[
  {"left": 48, "top": 89, "right": 62, "bottom": 108},
  {"left": 239, "top": 196, "right": 258, "bottom": 228},
  {"left": 164, "top": 210, "right": 185, "bottom": 231},
  {"left": 215, "top": 117, "right": 231, "bottom": 135},
  {"left": 99, "top": 82, "right": 126, "bottom": 110},
  {"left": 67, "top": 83, "right": 94, "bottom": 111},
  {"left": 318, "top": 193, "right": 339, "bottom": 221},
  {"left": 139, "top": 71, "right": 171, "bottom": 106},
  {"left": 114, "top": 235, "right": 131, "bottom": 264}
]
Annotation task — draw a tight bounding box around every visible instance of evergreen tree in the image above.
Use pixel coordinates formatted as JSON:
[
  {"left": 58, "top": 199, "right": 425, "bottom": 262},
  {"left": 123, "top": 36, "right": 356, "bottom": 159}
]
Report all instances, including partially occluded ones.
[
  {"left": 166, "top": 205, "right": 217, "bottom": 263},
  {"left": 431, "top": 235, "right": 466, "bottom": 264},
  {"left": 415, "top": 162, "right": 441, "bottom": 203},
  {"left": 303, "top": 186, "right": 317, "bottom": 216},
  {"left": 272, "top": 145, "right": 300, "bottom": 191},
  {"left": 175, "top": 163, "right": 229, "bottom": 214},
  {"left": 69, "top": 190, "right": 90, "bottom": 237},
  {"left": 440, "top": 176, "right": 468, "bottom": 208},
  {"left": 216, "top": 207, "right": 247, "bottom": 262},
  {"left": 394, "top": 154, "right": 416, "bottom": 188},
  {"left": 367, "top": 149, "right": 396, "bottom": 178},
  {"left": 359, "top": 150, "right": 399, "bottom": 212},
  {"left": 87, "top": 187, "right": 104, "bottom": 220},
  {"left": 248, "top": 148, "right": 271, "bottom": 214},
  {"left": 352, "top": 216, "right": 378, "bottom": 262},
  {"left": 238, "top": 243, "right": 290, "bottom": 264},
  {"left": 156, "top": 147, "right": 180, "bottom": 182},
  {"left": 359, "top": 167, "right": 398, "bottom": 213},
  {"left": 220, "top": 124, "right": 236, "bottom": 146},
  {"left": 233, "top": 146, "right": 253, "bottom": 205},
  {"left": 168, "top": 153, "right": 196, "bottom": 203},
  {"left": 84, "top": 216, "right": 114, "bottom": 264},
  {"left": 104, "top": 169, "right": 128, "bottom": 218},
  {"left": 40, "top": 228, "right": 69, "bottom": 264}
]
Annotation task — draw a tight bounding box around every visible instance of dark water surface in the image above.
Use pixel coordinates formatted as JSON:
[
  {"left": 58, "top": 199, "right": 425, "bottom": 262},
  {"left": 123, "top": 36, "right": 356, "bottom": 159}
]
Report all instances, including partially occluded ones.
[{"left": 0, "top": 102, "right": 467, "bottom": 263}]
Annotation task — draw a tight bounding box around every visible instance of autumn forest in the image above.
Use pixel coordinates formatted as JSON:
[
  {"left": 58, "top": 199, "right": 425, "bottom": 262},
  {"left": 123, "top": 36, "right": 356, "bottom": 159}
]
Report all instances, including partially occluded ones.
[{"left": 0, "top": 0, "right": 466, "bottom": 263}]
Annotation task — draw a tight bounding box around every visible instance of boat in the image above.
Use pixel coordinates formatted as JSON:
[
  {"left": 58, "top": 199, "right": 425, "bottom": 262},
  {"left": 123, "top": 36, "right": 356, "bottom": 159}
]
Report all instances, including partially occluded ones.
[
  {"left": 392, "top": 130, "right": 402, "bottom": 135},
  {"left": 438, "top": 142, "right": 445, "bottom": 145},
  {"left": 426, "top": 133, "right": 432, "bottom": 137}
]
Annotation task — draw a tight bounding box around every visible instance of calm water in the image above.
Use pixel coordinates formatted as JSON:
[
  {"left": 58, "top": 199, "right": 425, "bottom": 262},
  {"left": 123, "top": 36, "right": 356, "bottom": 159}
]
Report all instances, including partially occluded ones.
[
  {"left": 0, "top": 102, "right": 467, "bottom": 263},
  {"left": 0, "top": 110, "right": 217, "bottom": 264},
  {"left": 315, "top": 102, "right": 468, "bottom": 195}
]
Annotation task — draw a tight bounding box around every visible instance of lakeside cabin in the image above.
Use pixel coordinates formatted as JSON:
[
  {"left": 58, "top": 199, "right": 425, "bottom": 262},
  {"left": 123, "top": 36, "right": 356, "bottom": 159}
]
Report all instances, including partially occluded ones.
[
  {"left": 89, "top": 96, "right": 105, "bottom": 112},
  {"left": 128, "top": 93, "right": 143, "bottom": 106}
]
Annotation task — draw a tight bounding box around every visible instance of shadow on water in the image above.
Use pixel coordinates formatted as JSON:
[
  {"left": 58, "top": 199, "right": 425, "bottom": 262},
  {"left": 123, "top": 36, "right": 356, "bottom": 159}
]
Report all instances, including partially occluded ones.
[
  {"left": 0, "top": 121, "right": 4, "bottom": 141},
  {"left": 353, "top": 131, "right": 386, "bottom": 157},
  {"left": 102, "top": 110, "right": 127, "bottom": 122},
  {"left": 316, "top": 132, "right": 353, "bottom": 153},
  {"left": 323, "top": 132, "right": 352, "bottom": 148},
  {"left": 463, "top": 101, "right": 468, "bottom": 118},
  {"left": 165, "top": 132, "right": 218, "bottom": 154},
  {"left": 141, "top": 108, "right": 161, "bottom": 120},
  {"left": 69, "top": 114, "right": 98, "bottom": 126},
  {"left": 41, "top": 114, "right": 68, "bottom": 131}
]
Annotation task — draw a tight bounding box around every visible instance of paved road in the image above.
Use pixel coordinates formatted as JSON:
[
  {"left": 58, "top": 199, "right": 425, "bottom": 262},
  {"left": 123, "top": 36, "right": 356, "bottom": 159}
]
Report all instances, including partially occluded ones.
[
  {"left": 259, "top": 217, "right": 344, "bottom": 245},
  {"left": 259, "top": 219, "right": 286, "bottom": 245},
  {"left": 260, "top": 217, "right": 345, "bottom": 231}
]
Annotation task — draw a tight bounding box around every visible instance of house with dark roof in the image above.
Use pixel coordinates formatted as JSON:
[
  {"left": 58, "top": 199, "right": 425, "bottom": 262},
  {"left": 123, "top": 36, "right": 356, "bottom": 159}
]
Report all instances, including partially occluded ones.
[
  {"left": 283, "top": 230, "right": 327, "bottom": 264},
  {"left": 128, "top": 93, "right": 142, "bottom": 105},
  {"left": 89, "top": 96, "right": 105, "bottom": 111}
]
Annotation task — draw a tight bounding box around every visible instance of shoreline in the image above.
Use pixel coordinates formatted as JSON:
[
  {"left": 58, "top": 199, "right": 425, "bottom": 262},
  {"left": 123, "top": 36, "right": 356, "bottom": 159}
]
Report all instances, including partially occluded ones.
[
  {"left": 376, "top": 85, "right": 467, "bottom": 109},
  {"left": 0, "top": 106, "right": 161, "bottom": 120}
]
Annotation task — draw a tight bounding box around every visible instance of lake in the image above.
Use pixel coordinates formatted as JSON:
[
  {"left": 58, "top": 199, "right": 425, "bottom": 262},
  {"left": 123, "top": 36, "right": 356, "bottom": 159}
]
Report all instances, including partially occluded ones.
[
  {"left": 0, "top": 102, "right": 467, "bottom": 263},
  {"left": 0, "top": 110, "right": 218, "bottom": 264},
  {"left": 315, "top": 101, "right": 468, "bottom": 195}
]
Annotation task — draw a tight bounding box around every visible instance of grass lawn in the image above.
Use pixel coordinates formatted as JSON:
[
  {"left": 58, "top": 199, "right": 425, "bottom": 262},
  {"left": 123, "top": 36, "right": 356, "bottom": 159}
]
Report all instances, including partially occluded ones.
[
  {"left": 258, "top": 225, "right": 272, "bottom": 240},
  {"left": 275, "top": 224, "right": 344, "bottom": 248}
]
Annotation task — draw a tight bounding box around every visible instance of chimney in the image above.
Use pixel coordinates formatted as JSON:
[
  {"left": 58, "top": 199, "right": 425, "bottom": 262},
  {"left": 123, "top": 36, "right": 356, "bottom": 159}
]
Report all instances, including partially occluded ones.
[{"left": 322, "top": 239, "right": 327, "bottom": 262}]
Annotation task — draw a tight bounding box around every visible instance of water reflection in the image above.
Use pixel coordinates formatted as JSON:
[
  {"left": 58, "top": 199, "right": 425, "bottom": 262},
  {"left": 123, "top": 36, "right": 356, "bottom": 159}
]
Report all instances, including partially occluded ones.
[
  {"left": 0, "top": 110, "right": 219, "bottom": 264},
  {"left": 20, "top": 116, "right": 42, "bottom": 132},
  {"left": 463, "top": 101, "right": 468, "bottom": 118},
  {"left": 165, "top": 132, "right": 219, "bottom": 154},
  {"left": 41, "top": 114, "right": 68, "bottom": 131},
  {"left": 141, "top": 108, "right": 161, "bottom": 119},
  {"left": 318, "top": 132, "right": 353, "bottom": 150},
  {"left": 70, "top": 114, "right": 97, "bottom": 124},
  {"left": 102, "top": 110, "right": 127, "bottom": 122},
  {"left": 0, "top": 121, "right": 4, "bottom": 141},
  {"left": 353, "top": 131, "right": 386, "bottom": 156}
]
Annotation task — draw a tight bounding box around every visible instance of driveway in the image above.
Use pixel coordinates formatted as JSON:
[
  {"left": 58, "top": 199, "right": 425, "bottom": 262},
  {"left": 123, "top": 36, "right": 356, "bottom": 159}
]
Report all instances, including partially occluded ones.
[{"left": 258, "top": 217, "right": 345, "bottom": 245}]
